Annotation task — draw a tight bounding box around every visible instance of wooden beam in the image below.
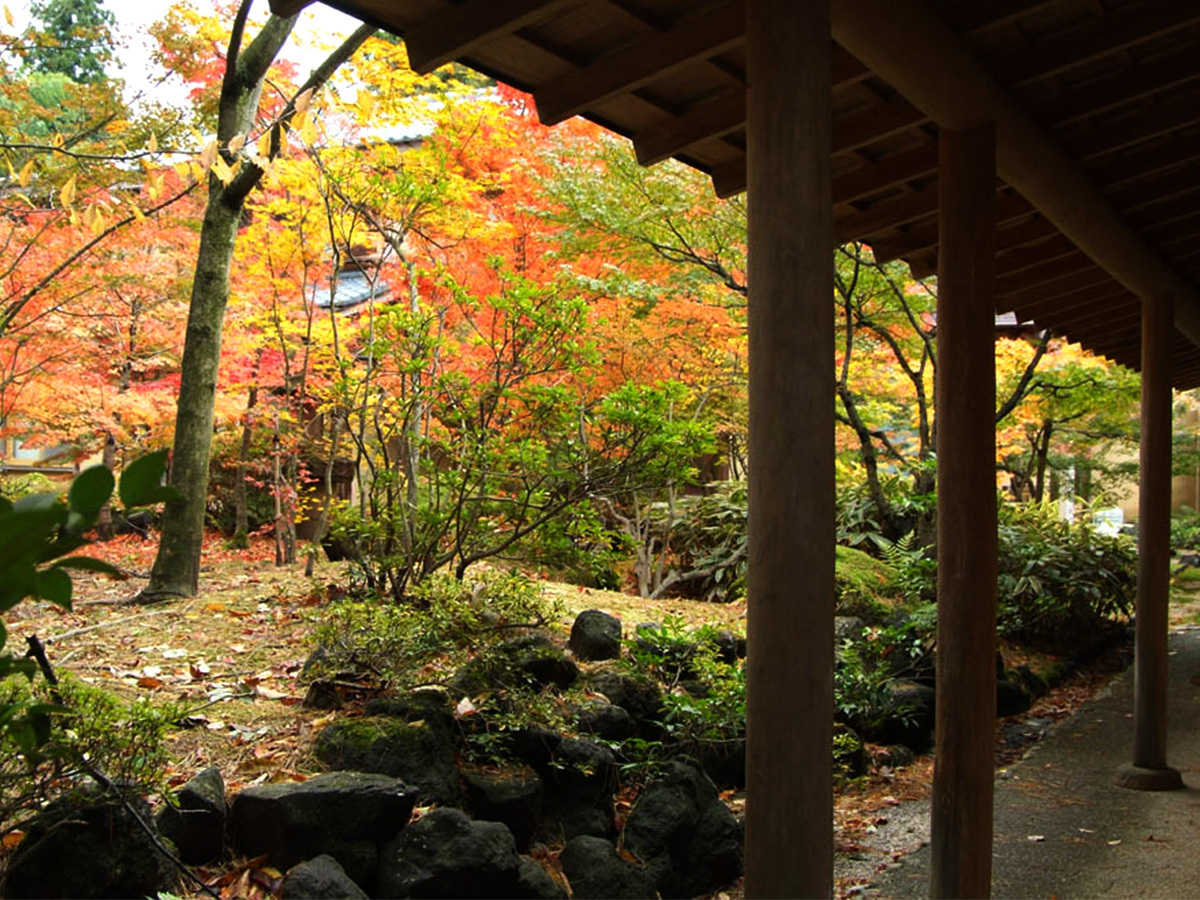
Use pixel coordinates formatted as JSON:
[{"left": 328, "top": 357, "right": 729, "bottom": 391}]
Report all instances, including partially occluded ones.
[
  {"left": 1122, "top": 298, "right": 1180, "bottom": 731},
  {"left": 405, "top": 0, "right": 571, "bottom": 74},
  {"left": 831, "top": 0, "right": 1200, "bottom": 365},
  {"left": 833, "top": 183, "right": 939, "bottom": 243},
  {"left": 1066, "top": 95, "right": 1200, "bottom": 163},
  {"left": 994, "top": 250, "right": 1096, "bottom": 297},
  {"left": 997, "top": 266, "right": 1115, "bottom": 305},
  {"left": 267, "top": 0, "right": 312, "bottom": 14},
  {"left": 1086, "top": 131, "right": 1200, "bottom": 191},
  {"left": 1031, "top": 50, "right": 1200, "bottom": 128},
  {"left": 871, "top": 191, "right": 1037, "bottom": 265},
  {"left": 932, "top": 122, "right": 997, "bottom": 900},
  {"left": 711, "top": 95, "right": 927, "bottom": 196},
  {"left": 833, "top": 143, "right": 938, "bottom": 205},
  {"left": 989, "top": 3, "right": 1200, "bottom": 88},
  {"left": 633, "top": 45, "right": 867, "bottom": 166},
  {"left": 535, "top": 1, "right": 743, "bottom": 125},
  {"left": 994, "top": 234, "right": 1079, "bottom": 277},
  {"left": 743, "top": 0, "right": 833, "bottom": 894}
]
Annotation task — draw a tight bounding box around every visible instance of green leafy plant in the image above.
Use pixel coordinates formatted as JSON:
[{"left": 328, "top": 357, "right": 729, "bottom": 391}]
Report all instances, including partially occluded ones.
[
  {"left": 0, "top": 451, "right": 176, "bottom": 758},
  {"left": 306, "top": 570, "right": 564, "bottom": 689},
  {"left": 1170, "top": 506, "right": 1200, "bottom": 552},
  {"left": 997, "top": 500, "right": 1136, "bottom": 648}
]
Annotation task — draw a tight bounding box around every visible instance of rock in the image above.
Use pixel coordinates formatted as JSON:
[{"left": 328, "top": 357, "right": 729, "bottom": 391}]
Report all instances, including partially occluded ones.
[
  {"left": 313, "top": 716, "right": 462, "bottom": 806},
  {"left": 569, "top": 609, "right": 623, "bottom": 661},
  {"left": 281, "top": 854, "right": 368, "bottom": 899},
  {"left": 517, "top": 856, "right": 568, "bottom": 899},
  {"left": 303, "top": 679, "right": 344, "bottom": 710},
  {"left": 678, "top": 739, "right": 746, "bottom": 789},
  {"left": 451, "top": 633, "right": 579, "bottom": 694},
  {"left": 463, "top": 767, "right": 543, "bottom": 853},
  {"left": 876, "top": 743, "right": 916, "bottom": 769},
  {"left": 622, "top": 760, "right": 742, "bottom": 899},
  {"left": 586, "top": 668, "right": 664, "bottom": 734},
  {"left": 231, "top": 771, "right": 416, "bottom": 888},
  {"left": 4, "top": 795, "right": 177, "bottom": 899},
  {"left": 504, "top": 726, "right": 563, "bottom": 769},
  {"left": 558, "top": 835, "right": 655, "bottom": 899},
  {"left": 996, "top": 678, "right": 1032, "bottom": 717},
  {"left": 155, "top": 766, "right": 227, "bottom": 865},
  {"left": 1011, "top": 663, "right": 1049, "bottom": 697},
  {"left": 871, "top": 679, "right": 936, "bottom": 751},
  {"left": 536, "top": 738, "right": 618, "bottom": 841},
  {"left": 834, "top": 616, "right": 866, "bottom": 643},
  {"left": 364, "top": 688, "right": 456, "bottom": 735},
  {"left": 575, "top": 699, "right": 637, "bottom": 741},
  {"left": 376, "top": 808, "right": 521, "bottom": 899},
  {"left": 833, "top": 726, "right": 868, "bottom": 779},
  {"left": 712, "top": 629, "right": 747, "bottom": 663}
]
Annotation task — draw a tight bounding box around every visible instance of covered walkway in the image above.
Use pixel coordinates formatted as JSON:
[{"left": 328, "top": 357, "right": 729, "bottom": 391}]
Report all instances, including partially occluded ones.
[
  {"left": 869, "top": 626, "right": 1200, "bottom": 898},
  {"left": 270, "top": 0, "right": 1200, "bottom": 894}
]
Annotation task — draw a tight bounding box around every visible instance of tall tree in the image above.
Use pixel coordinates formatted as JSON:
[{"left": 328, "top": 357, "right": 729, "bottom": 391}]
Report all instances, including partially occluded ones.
[
  {"left": 24, "top": 0, "right": 116, "bottom": 84},
  {"left": 140, "top": 2, "right": 374, "bottom": 600}
]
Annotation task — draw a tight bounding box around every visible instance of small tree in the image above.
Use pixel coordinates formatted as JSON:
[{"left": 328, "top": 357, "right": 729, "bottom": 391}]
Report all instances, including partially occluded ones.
[{"left": 328, "top": 265, "right": 710, "bottom": 601}]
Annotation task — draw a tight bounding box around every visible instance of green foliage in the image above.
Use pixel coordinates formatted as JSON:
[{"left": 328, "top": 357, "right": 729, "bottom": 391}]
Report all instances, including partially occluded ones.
[
  {"left": 0, "top": 452, "right": 174, "bottom": 785},
  {"left": 623, "top": 616, "right": 745, "bottom": 751},
  {"left": 659, "top": 482, "right": 749, "bottom": 603},
  {"left": 307, "top": 570, "right": 564, "bottom": 689},
  {"left": 514, "top": 504, "right": 629, "bottom": 590},
  {"left": 0, "top": 675, "right": 175, "bottom": 834},
  {"left": 834, "top": 619, "right": 931, "bottom": 737},
  {"left": 835, "top": 472, "right": 936, "bottom": 550},
  {"left": 25, "top": 0, "right": 117, "bottom": 84},
  {"left": 868, "top": 534, "right": 936, "bottom": 605},
  {"left": 1170, "top": 506, "right": 1200, "bottom": 551},
  {"left": 997, "top": 500, "right": 1136, "bottom": 647},
  {"left": 0, "top": 472, "right": 58, "bottom": 501},
  {"left": 834, "top": 544, "right": 906, "bottom": 621},
  {"left": 331, "top": 268, "right": 712, "bottom": 600}
]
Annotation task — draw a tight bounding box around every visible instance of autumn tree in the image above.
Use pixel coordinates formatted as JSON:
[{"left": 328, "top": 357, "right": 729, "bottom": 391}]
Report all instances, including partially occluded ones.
[{"left": 139, "top": 2, "right": 375, "bottom": 600}]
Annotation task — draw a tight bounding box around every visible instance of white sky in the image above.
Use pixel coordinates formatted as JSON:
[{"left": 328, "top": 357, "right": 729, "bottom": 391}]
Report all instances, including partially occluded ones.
[{"left": 7, "top": 0, "right": 363, "bottom": 105}]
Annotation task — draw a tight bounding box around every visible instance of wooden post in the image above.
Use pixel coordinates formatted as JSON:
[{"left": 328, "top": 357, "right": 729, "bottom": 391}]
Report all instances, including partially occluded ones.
[
  {"left": 931, "top": 123, "right": 997, "bottom": 900},
  {"left": 1115, "top": 296, "right": 1183, "bottom": 791},
  {"left": 744, "top": 0, "right": 833, "bottom": 896}
]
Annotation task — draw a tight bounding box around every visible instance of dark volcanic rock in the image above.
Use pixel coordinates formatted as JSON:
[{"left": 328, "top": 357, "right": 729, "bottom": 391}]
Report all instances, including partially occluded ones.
[
  {"left": 535, "top": 738, "right": 618, "bottom": 841},
  {"left": 575, "top": 698, "right": 637, "bottom": 741},
  {"left": 376, "top": 807, "right": 521, "bottom": 899},
  {"left": 516, "top": 856, "right": 568, "bottom": 899},
  {"left": 230, "top": 771, "right": 416, "bottom": 888},
  {"left": 280, "top": 854, "right": 368, "bottom": 899},
  {"left": 313, "top": 716, "right": 462, "bottom": 806},
  {"left": 622, "top": 760, "right": 743, "bottom": 898},
  {"left": 569, "top": 609, "right": 623, "bottom": 661},
  {"left": 463, "top": 767, "right": 543, "bottom": 853},
  {"left": 4, "top": 795, "right": 177, "bottom": 899},
  {"left": 155, "top": 765, "right": 227, "bottom": 865},
  {"left": 559, "top": 835, "right": 655, "bottom": 900}
]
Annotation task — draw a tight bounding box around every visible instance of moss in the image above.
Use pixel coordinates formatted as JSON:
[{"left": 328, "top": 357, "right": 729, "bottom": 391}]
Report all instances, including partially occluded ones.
[{"left": 835, "top": 545, "right": 905, "bottom": 621}]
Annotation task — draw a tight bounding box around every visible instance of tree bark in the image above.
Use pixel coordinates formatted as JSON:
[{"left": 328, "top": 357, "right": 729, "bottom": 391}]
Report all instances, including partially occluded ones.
[{"left": 140, "top": 8, "right": 374, "bottom": 600}]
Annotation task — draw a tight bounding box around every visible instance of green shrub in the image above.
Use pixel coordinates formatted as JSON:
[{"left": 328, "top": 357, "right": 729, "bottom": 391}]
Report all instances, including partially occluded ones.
[
  {"left": 0, "top": 472, "right": 59, "bottom": 501},
  {"left": 1170, "top": 506, "right": 1200, "bottom": 551},
  {"left": 834, "top": 618, "right": 931, "bottom": 737},
  {"left": 306, "top": 570, "right": 564, "bottom": 689},
  {"left": 997, "top": 501, "right": 1136, "bottom": 648},
  {"left": 0, "top": 675, "right": 176, "bottom": 834}
]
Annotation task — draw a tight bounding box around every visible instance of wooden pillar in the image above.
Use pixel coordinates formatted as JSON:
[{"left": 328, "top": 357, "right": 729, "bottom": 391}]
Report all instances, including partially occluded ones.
[
  {"left": 744, "top": 0, "right": 833, "bottom": 896},
  {"left": 931, "top": 123, "right": 997, "bottom": 900},
  {"left": 1115, "top": 296, "right": 1183, "bottom": 791}
]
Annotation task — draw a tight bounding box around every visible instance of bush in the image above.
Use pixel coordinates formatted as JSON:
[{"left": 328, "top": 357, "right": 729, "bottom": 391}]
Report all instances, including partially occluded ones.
[
  {"left": 306, "top": 570, "right": 564, "bottom": 689},
  {"left": 834, "top": 617, "right": 932, "bottom": 738},
  {"left": 1170, "top": 506, "right": 1200, "bottom": 551},
  {"left": 0, "top": 676, "right": 176, "bottom": 834},
  {"left": 997, "top": 501, "right": 1136, "bottom": 648}
]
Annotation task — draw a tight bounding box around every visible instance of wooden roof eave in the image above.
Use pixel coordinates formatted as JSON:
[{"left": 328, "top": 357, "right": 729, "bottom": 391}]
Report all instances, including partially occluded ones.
[{"left": 830, "top": 0, "right": 1200, "bottom": 351}]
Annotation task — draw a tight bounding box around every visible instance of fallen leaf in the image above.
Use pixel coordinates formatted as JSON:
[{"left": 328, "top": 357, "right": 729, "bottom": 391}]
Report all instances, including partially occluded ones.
[
  {"left": 1108, "top": 839, "right": 1122, "bottom": 846},
  {"left": 1, "top": 830, "right": 24, "bottom": 849},
  {"left": 137, "top": 676, "right": 164, "bottom": 689},
  {"left": 1027, "top": 835, "right": 1045, "bottom": 842},
  {"left": 162, "top": 648, "right": 188, "bottom": 659}
]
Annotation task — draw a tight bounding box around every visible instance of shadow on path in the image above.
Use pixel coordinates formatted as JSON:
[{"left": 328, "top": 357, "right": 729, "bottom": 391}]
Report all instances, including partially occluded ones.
[{"left": 864, "top": 627, "right": 1200, "bottom": 899}]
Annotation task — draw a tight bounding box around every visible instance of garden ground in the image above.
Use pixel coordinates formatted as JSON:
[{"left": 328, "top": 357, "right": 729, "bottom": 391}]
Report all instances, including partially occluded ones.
[{"left": 0, "top": 533, "right": 1164, "bottom": 899}]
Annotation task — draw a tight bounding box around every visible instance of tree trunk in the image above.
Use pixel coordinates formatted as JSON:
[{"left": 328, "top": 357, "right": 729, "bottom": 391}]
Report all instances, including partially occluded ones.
[
  {"left": 96, "top": 431, "right": 117, "bottom": 540},
  {"left": 139, "top": 8, "right": 374, "bottom": 600}
]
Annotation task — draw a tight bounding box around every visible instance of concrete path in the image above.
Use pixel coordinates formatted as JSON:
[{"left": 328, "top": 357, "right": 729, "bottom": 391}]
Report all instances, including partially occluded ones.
[{"left": 863, "top": 626, "right": 1200, "bottom": 898}]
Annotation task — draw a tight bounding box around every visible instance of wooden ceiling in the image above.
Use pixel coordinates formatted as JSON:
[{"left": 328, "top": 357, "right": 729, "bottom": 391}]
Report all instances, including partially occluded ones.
[{"left": 271, "top": 0, "right": 1200, "bottom": 388}]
